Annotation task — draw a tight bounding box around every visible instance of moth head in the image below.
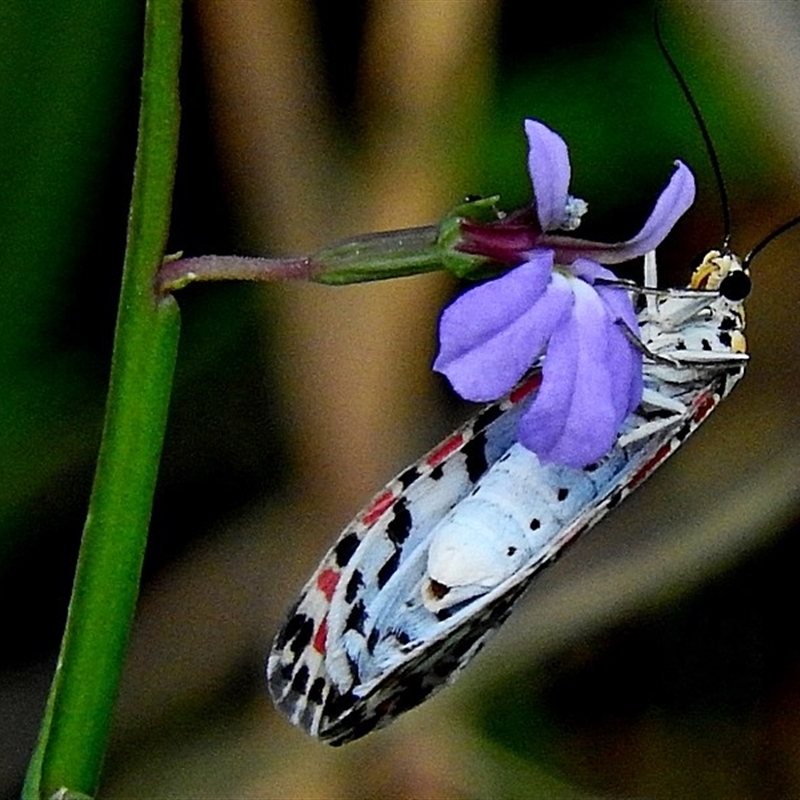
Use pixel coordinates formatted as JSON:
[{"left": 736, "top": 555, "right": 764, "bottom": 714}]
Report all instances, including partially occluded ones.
[{"left": 690, "top": 250, "right": 751, "bottom": 302}]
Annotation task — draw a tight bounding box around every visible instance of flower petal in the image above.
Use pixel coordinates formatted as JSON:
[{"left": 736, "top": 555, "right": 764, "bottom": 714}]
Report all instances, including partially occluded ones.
[
  {"left": 525, "top": 120, "right": 572, "bottom": 231},
  {"left": 570, "top": 257, "right": 643, "bottom": 421},
  {"left": 433, "top": 252, "right": 572, "bottom": 401},
  {"left": 539, "top": 160, "right": 696, "bottom": 264},
  {"left": 595, "top": 281, "right": 643, "bottom": 419},
  {"left": 565, "top": 258, "right": 615, "bottom": 285},
  {"left": 518, "top": 278, "right": 620, "bottom": 467}
]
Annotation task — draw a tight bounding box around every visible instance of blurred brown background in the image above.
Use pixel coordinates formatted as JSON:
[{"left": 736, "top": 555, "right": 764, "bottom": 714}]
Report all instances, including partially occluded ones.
[{"left": 2, "top": 1, "right": 800, "bottom": 797}]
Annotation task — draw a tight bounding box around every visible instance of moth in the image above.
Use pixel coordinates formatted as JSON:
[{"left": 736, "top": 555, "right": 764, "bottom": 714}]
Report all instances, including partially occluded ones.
[{"left": 267, "top": 247, "right": 750, "bottom": 744}]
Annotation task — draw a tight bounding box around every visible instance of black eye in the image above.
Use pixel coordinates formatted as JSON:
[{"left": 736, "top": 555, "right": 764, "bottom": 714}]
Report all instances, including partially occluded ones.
[{"left": 719, "top": 270, "right": 751, "bottom": 301}]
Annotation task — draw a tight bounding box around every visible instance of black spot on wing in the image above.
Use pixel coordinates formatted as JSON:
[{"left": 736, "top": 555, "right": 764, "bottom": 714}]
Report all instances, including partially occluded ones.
[
  {"left": 386, "top": 497, "right": 412, "bottom": 546},
  {"left": 474, "top": 403, "right": 503, "bottom": 432},
  {"left": 377, "top": 549, "right": 401, "bottom": 588},
  {"left": 530, "top": 518, "right": 541, "bottom": 531},
  {"left": 345, "top": 570, "right": 363, "bottom": 603},
  {"left": 290, "top": 664, "right": 310, "bottom": 695},
  {"left": 334, "top": 532, "right": 360, "bottom": 567},
  {"left": 289, "top": 617, "right": 315, "bottom": 662},
  {"left": 462, "top": 431, "right": 489, "bottom": 483},
  {"left": 345, "top": 600, "right": 367, "bottom": 635},
  {"left": 278, "top": 613, "right": 314, "bottom": 662},
  {"left": 557, "top": 487, "right": 569, "bottom": 501},
  {"left": 367, "top": 627, "right": 380, "bottom": 653},
  {"left": 718, "top": 330, "right": 732, "bottom": 347},
  {"left": 607, "top": 489, "right": 623, "bottom": 509},
  {"left": 398, "top": 466, "right": 420, "bottom": 488},
  {"left": 430, "top": 464, "right": 444, "bottom": 480},
  {"left": 308, "top": 677, "right": 326, "bottom": 705},
  {"left": 701, "top": 338, "right": 712, "bottom": 351}
]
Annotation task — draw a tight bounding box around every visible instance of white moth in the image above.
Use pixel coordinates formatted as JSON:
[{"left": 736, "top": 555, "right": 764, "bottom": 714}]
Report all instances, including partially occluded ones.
[{"left": 267, "top": 248, "right": 750, "bottom": 745}]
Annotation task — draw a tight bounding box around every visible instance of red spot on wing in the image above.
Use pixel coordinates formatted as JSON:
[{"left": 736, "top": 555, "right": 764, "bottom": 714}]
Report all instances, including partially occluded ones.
[
  {"left": 421, "top": 373, "right": 541, "bottom": 473},
  {"left": 628, "top": 443, "right": 673, "bottom": 491},
  {"left": 313, "top": 615, "right": 329, "bottom": 654},
  {"left": 316, "top": 568, "right": 340, "bottom": 601},
  {"left": 693, "top": 391, "right": 718, "bottom": 423},
  {"left": 362, "top": 490, "right": 397, "bottom": 526},
  {"left": 510, "top": 373, "right": 542, "bottom": 404},
  {"left": 623, "top": 389, "right": 721, "bottom": 495},
  {"left": 426, "top": 433, "right": 465, "bottom": 468}
]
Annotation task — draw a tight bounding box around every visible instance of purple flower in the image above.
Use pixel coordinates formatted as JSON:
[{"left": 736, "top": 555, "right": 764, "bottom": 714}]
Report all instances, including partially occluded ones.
[{"left": 433, "top": 120, "right": 696, "bottom": 468}]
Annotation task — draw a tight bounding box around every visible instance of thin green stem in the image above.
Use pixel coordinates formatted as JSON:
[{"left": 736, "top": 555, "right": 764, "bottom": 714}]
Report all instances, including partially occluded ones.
[
  {"left": 155, "top": 225, "right": 445, "bottom": 292},
  {"left": 24, "top": 0, "right": 182, "bottom": 797}
]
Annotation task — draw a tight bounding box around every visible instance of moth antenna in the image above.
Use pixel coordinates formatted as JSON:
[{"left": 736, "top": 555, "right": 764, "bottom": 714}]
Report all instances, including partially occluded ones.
[
  {"left": 655, "top": 10, "right": 732, "bottom": 251},
  {"left": 743, "top": 212, "right": 800, "bottom": 269}
]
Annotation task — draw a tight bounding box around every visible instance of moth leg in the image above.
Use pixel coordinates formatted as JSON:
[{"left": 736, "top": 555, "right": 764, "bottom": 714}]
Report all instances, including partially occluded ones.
[
  {"left": 657, "top": 349, "right": 749, "bottom": 365},
  {"left": 640, "top": 388, "right": 688, "bottom": 414},
  {"left": 618, "top": 387, "right": 688, "bottom": 447},
  {"left": 618, "top": 416, "right": 682, "bottom": 447},
  {"left": 615, "top": 318, "right": 684, "bottom": 368}
]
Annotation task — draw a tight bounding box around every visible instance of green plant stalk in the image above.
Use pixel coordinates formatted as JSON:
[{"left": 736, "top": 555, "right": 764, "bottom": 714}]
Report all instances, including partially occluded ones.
[{"left": 23, "top": 0, "right": 182, "bottom": 797}]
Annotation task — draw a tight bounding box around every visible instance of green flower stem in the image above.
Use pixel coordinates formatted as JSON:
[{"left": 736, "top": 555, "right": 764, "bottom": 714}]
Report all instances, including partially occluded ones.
[
  {"left": 310, "top": 225, "right": 443, "bottom": 284},
  {"left": 156, "top": 224, "right": 445, "bottom": 292},
  {"left": 24, "top": 0, "right": 182, "bottom": 798}
]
